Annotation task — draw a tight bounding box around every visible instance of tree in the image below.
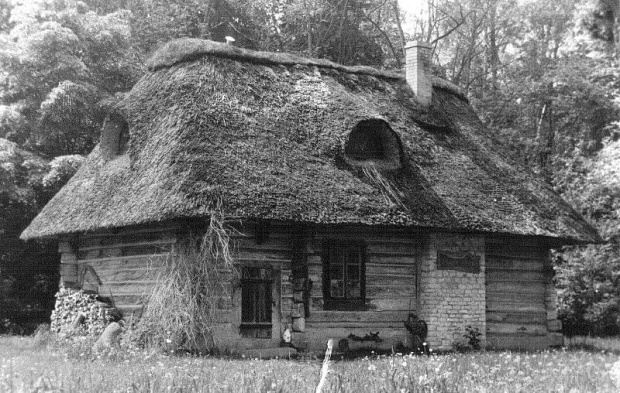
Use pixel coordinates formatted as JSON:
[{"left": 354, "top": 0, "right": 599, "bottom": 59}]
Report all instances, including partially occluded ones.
[
  {"left": 0, "top": 0, "right": 140, "bottom": 156},
  {"left": 0, "top": 138, "right": 83, "bottom": 333},
  {"left": 584, "top": 0, "right": 620, "bottom": 53},
  {"left": 0, "top": 0, "right": 137, "bottom": 332},
  {"left": 555, "top": 136, "right": 620, "bottom": 336}
]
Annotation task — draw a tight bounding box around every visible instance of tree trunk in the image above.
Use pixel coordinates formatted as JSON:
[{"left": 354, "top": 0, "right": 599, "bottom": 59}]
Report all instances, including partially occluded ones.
[
  {"left": 391, "top": 0, "right": 406, "bottom": 58},
  {"left": 487, "top": 0, "right": 499, "bottom": 88}
]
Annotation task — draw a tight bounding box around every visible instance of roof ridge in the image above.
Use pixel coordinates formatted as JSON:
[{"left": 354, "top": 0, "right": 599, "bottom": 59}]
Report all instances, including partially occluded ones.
[{"left": 146, "top": 38, "right": 467, "bottom": 101}]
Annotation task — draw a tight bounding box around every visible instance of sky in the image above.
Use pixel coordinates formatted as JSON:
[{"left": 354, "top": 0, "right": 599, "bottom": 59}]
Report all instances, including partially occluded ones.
[
  {"left": 398, "top": 0, "right": 427, "bottom": 36},
  {"left": 399, "top": 0, "right": 427, "bottom": 17}
]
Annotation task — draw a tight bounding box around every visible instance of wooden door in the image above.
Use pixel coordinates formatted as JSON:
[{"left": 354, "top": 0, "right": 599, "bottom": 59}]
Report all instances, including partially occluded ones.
[{"left": 240, "top": 267, "right": 273, "bottom": 338}]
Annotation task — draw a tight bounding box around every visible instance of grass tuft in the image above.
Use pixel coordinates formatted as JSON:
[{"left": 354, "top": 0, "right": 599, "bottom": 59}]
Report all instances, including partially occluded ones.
[{"left": 133, "top": 203, "right": 238, "bottom": 353}]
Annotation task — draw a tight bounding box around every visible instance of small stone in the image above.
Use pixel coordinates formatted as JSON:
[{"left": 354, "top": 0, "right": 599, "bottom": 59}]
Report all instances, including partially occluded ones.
[
  {"left": 94, "top": 322, "right": 123, "bottom": 349},
  {"left": 292, "top": 317, "right": 305, "bottom": 332}
]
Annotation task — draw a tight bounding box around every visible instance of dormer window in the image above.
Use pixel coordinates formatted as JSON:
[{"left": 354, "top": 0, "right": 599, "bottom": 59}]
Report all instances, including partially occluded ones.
[
  {"left": 117, "top": 120, "right": 129, "bottom": 155},
  {"left": 344, "top": 119, "right": 403, "bottom": 170},
  {"left": 100, "top": 112, "right": 130, "bottom": 159}
]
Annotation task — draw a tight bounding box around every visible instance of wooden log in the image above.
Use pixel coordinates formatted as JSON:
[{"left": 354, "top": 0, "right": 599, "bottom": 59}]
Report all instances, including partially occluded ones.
[
  {"left": 365, "top": 277, "right": 416, "bottom": 287},
  {"left": 60, "top": 263, "right": 78, "bottom": 277},
  {"left": 486, "top": 271, "right": 546, "bottom": 282},
  {"left": 366, "top": 243, "right": 417, "bottom": 255},
  {"left": 546, "top": 310, "right": 558, "bottom": 320},
  {"left": 235, "top": 251, "right": 290, "bottom": 262},
  {"left": 486, "top": 282, "right": 545, "bottom": 294},
  {"left": 100, "top": 247, "right": 122, "bottom": 258},
  {"left": 282, "top": 283, "right": 293, "bottom": 296},
  {"left": 486, "top": 299, "right": 546, "bottom": 312},
  {"left": 100, "top": 282, "right": 157, "bottom": 297},
  {"left": 91, "top": 268, "right": 159, "bottom": 282},
  {"left": 79, "top": 255, "right": 168, "bottom": 268},
  {"left": 78, "top": 238, "right": 174, "bottom": 252},
  {"left": 486, "top": 311, "right": 547, "bottom": 324},
  {"left": 291, "top": 303, "right": 305, "bottom": 318},
  {"left": 366, "top": 286, "right": 415, "bottom": 298},
  {"left": 308, "top": 311, "right": 408, "bottom": 323},
  {"left": 486, "top": 322, "right": 548, "bottom": 336},
  {"left": 547, "top": 319, "right": 562, "bottom": 332},
  {"left": 60, "top": 252, "right": 78, "bottom": 264},
  {"left": 367, "top": 298, "right": 412, "bottom": 311},
  {"left": 236, "top": 238, "right": 290, "bottom": 252},
  {"left": 486, "top": 258, "right": 544, "bottom": 271},
  {"left": 367, "top": 255, "right": 416, "bottom": 265}
]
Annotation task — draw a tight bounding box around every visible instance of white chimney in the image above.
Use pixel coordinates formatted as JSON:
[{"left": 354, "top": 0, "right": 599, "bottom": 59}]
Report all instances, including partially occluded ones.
[{"left": 405, "top": 41, "right": 432, "bottom": 106}]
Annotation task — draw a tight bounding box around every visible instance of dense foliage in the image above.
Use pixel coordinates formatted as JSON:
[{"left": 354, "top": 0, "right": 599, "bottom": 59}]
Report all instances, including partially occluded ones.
[{"left": 0, "top": 0, "right": 618, "bottom": 336}]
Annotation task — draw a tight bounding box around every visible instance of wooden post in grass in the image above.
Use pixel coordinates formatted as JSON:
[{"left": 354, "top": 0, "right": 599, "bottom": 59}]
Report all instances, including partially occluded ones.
[{"left": 315, "top": 339, "right": 333, "bottom": 393}]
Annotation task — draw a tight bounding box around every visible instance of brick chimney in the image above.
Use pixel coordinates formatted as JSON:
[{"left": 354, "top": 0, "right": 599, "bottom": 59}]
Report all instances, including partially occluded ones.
[{"left": 405, "top": 41, "right": 432, "bottom": 106}]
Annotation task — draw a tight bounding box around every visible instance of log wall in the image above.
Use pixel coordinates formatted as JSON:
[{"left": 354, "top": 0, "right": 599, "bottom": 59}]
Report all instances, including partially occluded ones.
[
  {"left": 60, "top": 222, "right": 291, "bottom": 351},
  {"left": 60, "top": 226, "right": 177, "bottom": 319},
  {"left": 302, "top": 226, "right": 419, "bottom": 351},
  {"left": 485, "top": 237, "right": 563, "bottom": 350},
  {"left": 56, "top": 221, "right": 564, "bottom": 352}
]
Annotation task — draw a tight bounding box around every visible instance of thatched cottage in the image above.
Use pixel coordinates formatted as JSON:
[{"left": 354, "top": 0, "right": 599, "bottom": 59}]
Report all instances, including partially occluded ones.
[{"left": 22, "top": 39, "right": 600, "bottom": 352}]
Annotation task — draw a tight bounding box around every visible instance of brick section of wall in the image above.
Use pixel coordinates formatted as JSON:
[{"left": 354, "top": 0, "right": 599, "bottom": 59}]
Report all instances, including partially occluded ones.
[
  {"left": 405, "top": 41, "right": 433, "bottom": 105},
  {"left": 418, "top": 233, "right": 486, "bottom": 350}
]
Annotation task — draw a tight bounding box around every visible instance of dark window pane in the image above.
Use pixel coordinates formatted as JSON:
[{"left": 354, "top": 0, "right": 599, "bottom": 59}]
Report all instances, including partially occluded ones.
[
  {"left": 347, "top": 280, "right": 361, "bottom": 298},
  {"left": 241, "top": 272, "right": 272, "bottom": 325},
  {"left": 330, "top": 279, "right": 344, "bottom": 297},
  {"left": 330, "top": 263, "right": 344, "bottom": 279},
  {"left": 347, "top": 263, "right": 360, "bottom": 280},
  {"left": 324, "top": 242, "right": 365, "bottom": 308}
]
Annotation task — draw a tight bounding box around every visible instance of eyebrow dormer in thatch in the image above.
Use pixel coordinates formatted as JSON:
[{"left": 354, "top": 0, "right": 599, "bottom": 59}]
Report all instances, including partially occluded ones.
[
  {"left": 21, "top": 38, "right": 600, "bottom": 353},
  {"left": 344, "top": 119, "right": 404, "bottom": 170}
]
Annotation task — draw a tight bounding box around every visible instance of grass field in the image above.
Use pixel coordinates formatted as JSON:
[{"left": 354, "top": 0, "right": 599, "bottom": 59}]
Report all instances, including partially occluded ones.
[{"left": 1, "top": 335, "right": 620, "bottom": 392}]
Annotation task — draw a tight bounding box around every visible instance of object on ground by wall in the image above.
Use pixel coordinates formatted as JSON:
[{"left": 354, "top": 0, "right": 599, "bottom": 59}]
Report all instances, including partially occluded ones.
[
  {"left": 94, "top": 321, "right": 123, "bottom": 349},
  {"left": 348, "top": 332, "right": 381, "bottom": 342},
  {"left": 405, "top": 313, "right": 429, "bottom": 353}
]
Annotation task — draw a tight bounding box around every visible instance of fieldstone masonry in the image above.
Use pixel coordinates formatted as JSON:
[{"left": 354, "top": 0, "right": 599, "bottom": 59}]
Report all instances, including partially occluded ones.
[{"left": 418, "top": 233, "right": 486, "bottom": 350}]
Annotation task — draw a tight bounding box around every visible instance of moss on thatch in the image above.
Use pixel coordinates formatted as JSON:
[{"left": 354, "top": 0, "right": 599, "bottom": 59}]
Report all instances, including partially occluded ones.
[{"left": 21, "top": 39, "right": 600, "bottom": 244}]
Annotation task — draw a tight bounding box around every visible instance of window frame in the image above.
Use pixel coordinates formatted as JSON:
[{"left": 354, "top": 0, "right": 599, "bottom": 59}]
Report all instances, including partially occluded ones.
[{"left": 322, "top": 240, "right": 367, "bottom": 311}]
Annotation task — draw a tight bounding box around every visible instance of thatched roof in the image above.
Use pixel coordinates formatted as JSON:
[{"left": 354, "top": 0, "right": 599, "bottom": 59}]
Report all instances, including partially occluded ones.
[{"left": 21, "top": 39, "right": 600, "bottom": 244}]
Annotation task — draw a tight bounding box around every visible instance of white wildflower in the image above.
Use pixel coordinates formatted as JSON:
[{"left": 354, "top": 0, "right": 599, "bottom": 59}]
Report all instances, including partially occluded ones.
[{"left": 610, "top": 360, "right": 620, "bottom": 388}]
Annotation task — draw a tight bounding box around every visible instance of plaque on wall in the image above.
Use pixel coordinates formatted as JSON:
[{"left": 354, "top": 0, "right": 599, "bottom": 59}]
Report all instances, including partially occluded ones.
[{"left": 437, "top": 252, "right": 480, "bottom": 273}]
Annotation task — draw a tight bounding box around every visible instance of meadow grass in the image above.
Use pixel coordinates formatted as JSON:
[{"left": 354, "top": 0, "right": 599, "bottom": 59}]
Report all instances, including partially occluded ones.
[
  {"left": 1, "top": 335, "right": 619, "bottom": 392},
  {"left": 565, "top": 335, "right": 620, "bottom": 353}
]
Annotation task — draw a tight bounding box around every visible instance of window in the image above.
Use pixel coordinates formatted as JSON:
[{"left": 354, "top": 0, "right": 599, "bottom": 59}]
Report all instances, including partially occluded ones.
[
  {"left": 117, "top": 121, "right": 130, "bottom": 155},
  {"left": 322, "top": 241, "right": 366, "bottom": 310},
  {"left": 240, "top": 267, "right": 272, "bottom": 338},
  {"left": 100, "top": 112, "right": 129, "bottom": 159},
  {"left": 344, "top": 119, "right": 402, "bottom": 170}
]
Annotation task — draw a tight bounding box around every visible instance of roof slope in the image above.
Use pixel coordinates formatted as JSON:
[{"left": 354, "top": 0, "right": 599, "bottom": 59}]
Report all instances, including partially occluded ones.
[{"left": 21, "top": 39, "right": 600, "bottom": 243}]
